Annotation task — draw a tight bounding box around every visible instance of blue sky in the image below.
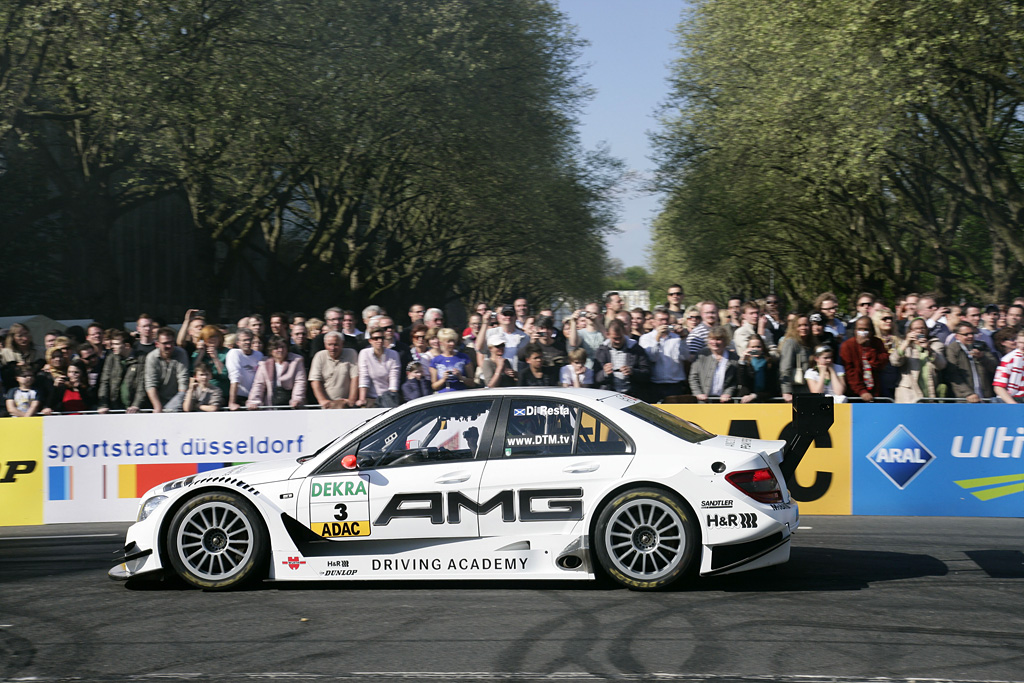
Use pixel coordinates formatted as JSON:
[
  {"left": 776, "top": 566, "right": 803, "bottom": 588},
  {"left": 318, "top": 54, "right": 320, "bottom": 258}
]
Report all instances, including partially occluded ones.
[{"left": 557, "top": 0, "right": 686, "bottom": 269}]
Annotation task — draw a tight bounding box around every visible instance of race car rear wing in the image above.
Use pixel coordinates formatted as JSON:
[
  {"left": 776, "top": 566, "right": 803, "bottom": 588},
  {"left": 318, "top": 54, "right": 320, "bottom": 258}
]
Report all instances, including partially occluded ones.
[
  {"left": 785, "top": 394, "right": 835, "bottom": 460},
  {"left": 779, "top": 395, "right": 834, "bottom": 499}
]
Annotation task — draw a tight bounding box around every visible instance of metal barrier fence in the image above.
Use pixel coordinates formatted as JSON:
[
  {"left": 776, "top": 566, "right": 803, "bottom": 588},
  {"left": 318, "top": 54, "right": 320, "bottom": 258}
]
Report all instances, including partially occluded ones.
[{"left": 24, "top": 393, "right": 1011, "bottom": 416}]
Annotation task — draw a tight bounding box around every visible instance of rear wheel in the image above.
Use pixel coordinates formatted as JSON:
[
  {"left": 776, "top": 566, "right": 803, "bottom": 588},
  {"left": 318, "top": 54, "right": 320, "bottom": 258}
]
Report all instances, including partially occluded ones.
[
  {"left": 166, "top": 491, "right": 268, "bottom": 590},
  {"left": 594, "top": 488, "right": 696, "bottom": 590}
]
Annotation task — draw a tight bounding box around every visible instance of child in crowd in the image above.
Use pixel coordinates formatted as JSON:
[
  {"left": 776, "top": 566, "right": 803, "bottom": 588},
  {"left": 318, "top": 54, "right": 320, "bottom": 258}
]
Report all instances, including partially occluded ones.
[
  {"left": 560, "top": 348, "right": 593, "bottom": 388},
  {"left": 184, "top": 363, "right": 224, "bottom": 412},
  {"left": 804, "top": 345, "right": 847, "bottom": 402},
  {"left": 401, "top": 362, "right": 432, "bottom": 402},
  {"left": 5, "top": 366, "right": 42, "bottom": 417}
]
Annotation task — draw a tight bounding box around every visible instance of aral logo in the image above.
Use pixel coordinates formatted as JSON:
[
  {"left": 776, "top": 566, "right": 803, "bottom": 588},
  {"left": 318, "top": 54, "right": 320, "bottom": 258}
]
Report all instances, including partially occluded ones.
[{"left": 866, "top": 424, "right": 935, "bottom": 489}]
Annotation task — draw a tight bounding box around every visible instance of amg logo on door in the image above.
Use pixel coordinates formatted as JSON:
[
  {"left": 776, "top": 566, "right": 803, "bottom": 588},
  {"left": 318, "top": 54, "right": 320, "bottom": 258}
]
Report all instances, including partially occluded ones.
[{"left": 375, "top": 488, "right": 584, "bottom": 525}]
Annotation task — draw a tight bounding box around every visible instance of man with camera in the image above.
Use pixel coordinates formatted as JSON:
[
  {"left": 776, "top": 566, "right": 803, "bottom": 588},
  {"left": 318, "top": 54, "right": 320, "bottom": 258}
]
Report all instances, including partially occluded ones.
[
  {"left": 916, "top": 294, "right": 951, "bottom": 340},
  {"left": 474, "top": 304, "right": 527, "bottom": 371},
  {"left": 945, "top": 323, "right": 997, "bottom": 402},
  {"left": 566, "top": 302, "right": 606, "bottom": 365},
  {"left": 516, "top": 315, "right": 566, "bottom": 369},
  {"left": 640, "top": 308, "right": 690, "bottom": 401}
]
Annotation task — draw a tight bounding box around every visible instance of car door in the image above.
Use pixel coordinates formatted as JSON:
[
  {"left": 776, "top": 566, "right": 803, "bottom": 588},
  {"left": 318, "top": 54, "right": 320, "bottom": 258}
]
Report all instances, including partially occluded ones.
[
  {"left": 299, "top": 398, "right": 498, "bottom": 541},
  {"left": 477, "top": 396, "right": 635, "bottom": 538}
]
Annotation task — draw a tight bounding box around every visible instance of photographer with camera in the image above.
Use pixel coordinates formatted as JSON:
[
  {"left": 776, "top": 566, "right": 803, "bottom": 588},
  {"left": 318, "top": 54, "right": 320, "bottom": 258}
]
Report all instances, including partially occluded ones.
[
  {"left": 429, "top": 328, "right": 474, "bottom": 393},
  {"left": 566, "top": 303, "right": 606, "bottom": 366},
  {"left": 945, "top": 323, "right": 997, "bottom": 402},
  {"left": 736, "top": 334, "right": 779, "bottom": 403},
  {"left": 474, "top": 305, "right": 527, "bottom": 370},
  {"left": 890, "top": 317, "right": 948, "bottom": 403},
  {"left": 177, "top": 309, "right": 206, "bottom": 355}
]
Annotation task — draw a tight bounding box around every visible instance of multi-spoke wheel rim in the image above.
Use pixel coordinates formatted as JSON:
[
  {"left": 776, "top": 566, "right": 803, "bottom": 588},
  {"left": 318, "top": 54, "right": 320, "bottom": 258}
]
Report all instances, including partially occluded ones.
[
  {"left": 175, "top": 502, "right": 255, "bottom": 581},
  {"left": 604, "top": 499, "right": 686, "bottom": 581}
]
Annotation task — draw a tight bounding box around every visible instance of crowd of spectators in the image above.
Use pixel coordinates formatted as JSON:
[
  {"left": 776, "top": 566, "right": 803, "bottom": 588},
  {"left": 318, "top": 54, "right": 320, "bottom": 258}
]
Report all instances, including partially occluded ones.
[{"left": 2, "top": 288, "right": 1023, "bottom": 416}]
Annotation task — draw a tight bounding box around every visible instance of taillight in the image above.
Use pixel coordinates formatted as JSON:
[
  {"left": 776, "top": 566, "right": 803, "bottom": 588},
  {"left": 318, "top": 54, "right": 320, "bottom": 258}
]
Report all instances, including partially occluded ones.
[{"left": 725, "top": 467, "right": 782, "bottom": 504}]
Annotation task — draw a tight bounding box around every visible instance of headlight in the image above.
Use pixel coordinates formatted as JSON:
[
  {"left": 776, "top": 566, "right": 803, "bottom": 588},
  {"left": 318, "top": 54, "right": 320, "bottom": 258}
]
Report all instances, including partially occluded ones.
[
  {"left": 138, "top": 495, "right": 168, "bottom": 522},
  {"left": 162, "top": 475, "right": 195, "bottom": 492}
]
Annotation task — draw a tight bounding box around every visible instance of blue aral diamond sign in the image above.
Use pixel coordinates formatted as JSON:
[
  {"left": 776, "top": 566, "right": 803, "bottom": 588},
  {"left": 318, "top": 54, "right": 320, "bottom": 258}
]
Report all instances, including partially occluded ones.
[{"left": 866, "top": 424, "right": 936, "bottom": 489}]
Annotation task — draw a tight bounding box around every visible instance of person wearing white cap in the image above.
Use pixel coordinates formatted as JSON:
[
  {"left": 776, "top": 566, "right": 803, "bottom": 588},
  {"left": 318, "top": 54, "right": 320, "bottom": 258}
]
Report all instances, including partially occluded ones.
[
  {"left": 474, "top": 305, "right": 527, "bottom": 370},
  {"left": 480, "top": 329, "right": 518, "bottom": 388}
]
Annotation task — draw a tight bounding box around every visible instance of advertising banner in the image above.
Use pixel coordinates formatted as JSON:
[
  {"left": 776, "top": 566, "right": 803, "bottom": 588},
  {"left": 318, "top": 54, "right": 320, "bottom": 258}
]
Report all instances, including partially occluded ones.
[
  {"left": 852, "top": 404, "right": 1024, "bottom": 517},
  {"left": 0, "top": 418, "right": 44, "bottom": 526},
  {"left": 36, "top": 409, "right": 383, "bottom": 524},
  {"left": 660, "top": 404, "right": 852, "bottom": 515},
  {"left": 5, "top": 401, "right": 1019, "bottom": 526}
]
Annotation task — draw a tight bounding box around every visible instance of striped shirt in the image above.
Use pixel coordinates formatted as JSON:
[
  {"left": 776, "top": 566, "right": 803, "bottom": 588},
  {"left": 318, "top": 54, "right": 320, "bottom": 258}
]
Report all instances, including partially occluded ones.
[
  {"left": 687, "top": 323, "right": 710, "bottom": 357},
  {"left": 993, "top": 349, "right": 1024, "bottom": 398}
]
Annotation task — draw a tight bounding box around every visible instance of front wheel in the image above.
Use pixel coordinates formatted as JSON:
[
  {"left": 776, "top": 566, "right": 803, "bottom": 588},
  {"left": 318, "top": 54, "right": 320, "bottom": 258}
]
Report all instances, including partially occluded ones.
[
  {"left": 594, "top": 488, "right": 697, "bottom": 590},
  {"left": 166, "top": 491, "right": 268, "bottom": 590}
]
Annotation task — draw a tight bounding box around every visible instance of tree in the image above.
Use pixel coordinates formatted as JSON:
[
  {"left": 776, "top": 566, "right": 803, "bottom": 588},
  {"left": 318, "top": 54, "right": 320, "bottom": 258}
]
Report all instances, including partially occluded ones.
[
  {"left": 652, "top": 0, "right": 1024, "bottom": 306},
  {"left": 0, "top": 0, "right": 620, "bottom": 321}
]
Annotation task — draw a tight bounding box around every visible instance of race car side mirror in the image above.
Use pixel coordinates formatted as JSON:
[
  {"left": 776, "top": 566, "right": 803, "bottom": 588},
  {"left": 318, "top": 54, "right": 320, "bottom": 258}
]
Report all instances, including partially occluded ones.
[{"left": 341, "top": 454, "right": 358, "bottom": 470}]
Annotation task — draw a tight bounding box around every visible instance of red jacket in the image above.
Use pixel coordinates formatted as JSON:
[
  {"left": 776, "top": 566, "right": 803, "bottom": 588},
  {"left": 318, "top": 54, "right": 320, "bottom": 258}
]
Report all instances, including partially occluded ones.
[{"left": 839, "top": 337, "right": 888, "bottom": 397}]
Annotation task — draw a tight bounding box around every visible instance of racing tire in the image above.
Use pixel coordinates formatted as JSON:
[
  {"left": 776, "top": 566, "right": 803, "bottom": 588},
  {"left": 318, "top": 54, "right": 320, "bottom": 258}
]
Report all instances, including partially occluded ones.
[
  {"left": 594, "top": 487, "right": 697, "bottom": 591},
  {"left": 166, "top": 491, "right": 268, "bottom": 591}
]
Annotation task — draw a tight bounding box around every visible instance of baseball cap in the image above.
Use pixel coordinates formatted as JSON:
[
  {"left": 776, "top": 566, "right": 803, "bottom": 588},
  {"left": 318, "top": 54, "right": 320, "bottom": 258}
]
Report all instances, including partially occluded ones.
[
  {"left": 985, "top": 304, "right": 1001, "bottom": 314},
  {"left": 809, "top": 313, "right": 824, "bottom": 324},
  {"left": 486, "top": 328, "right": 506, "bottom": 347}
]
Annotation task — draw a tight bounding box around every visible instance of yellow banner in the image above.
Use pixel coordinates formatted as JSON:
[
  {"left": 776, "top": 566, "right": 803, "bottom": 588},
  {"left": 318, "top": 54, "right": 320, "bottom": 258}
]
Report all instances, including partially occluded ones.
[
  {"left": 660, "top": 404, "right": 852, "bottom": 515},
  {"left": 0, "top": 418, "right": 44, "bottom": 526}
]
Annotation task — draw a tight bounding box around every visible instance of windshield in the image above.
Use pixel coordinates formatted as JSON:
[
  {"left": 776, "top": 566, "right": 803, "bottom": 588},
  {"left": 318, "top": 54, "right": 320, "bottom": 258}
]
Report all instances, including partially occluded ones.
[
  {"left": 295, "top": 409, "right": 393, "bottom": 463},
  {"left": 624, "top": 403, "right": 715, "bottom": 443}
]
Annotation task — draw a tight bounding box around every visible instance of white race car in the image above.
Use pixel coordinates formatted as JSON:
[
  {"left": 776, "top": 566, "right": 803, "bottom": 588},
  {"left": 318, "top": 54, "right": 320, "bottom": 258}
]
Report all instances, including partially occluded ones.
[{"left": 111, "top": 388, "right": 808, "bottom": 591}]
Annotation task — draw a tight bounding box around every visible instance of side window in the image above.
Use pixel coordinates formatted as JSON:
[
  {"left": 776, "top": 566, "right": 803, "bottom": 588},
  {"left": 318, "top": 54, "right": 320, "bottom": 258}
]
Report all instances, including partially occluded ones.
[
  {"left": 503, "top": 399, "right": 578, "bottom": 457},
  {"left": 577, "top": 411, "right": 632, "bottom": 455},
  {"left": 355, "top": 400, "right": 492, "bottom": 468}
]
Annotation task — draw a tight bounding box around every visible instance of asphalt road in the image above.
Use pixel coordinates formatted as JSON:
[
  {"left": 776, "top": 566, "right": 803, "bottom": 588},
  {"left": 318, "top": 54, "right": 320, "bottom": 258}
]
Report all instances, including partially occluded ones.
[{"left": 1, "top": 516, "right": 1022, "bottom": 683}]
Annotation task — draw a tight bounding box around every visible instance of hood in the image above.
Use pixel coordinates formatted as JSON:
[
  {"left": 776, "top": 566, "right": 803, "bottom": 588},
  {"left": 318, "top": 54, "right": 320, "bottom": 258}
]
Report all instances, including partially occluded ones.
[
  {"left": 194, "top": 458, "right": 302, "bottom": 486},
  {"left": 702, "top": 434, "right": 787, "bottom": 466}
]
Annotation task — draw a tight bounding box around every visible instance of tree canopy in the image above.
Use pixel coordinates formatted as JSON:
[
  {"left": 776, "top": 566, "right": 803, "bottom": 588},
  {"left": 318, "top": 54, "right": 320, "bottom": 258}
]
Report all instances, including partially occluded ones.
[
  {"left": 1, "top": 0, "right": 620, "bottom": 322},
  {"left": 651, "top": 0, "right": 1024, "bottom": 308}
]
